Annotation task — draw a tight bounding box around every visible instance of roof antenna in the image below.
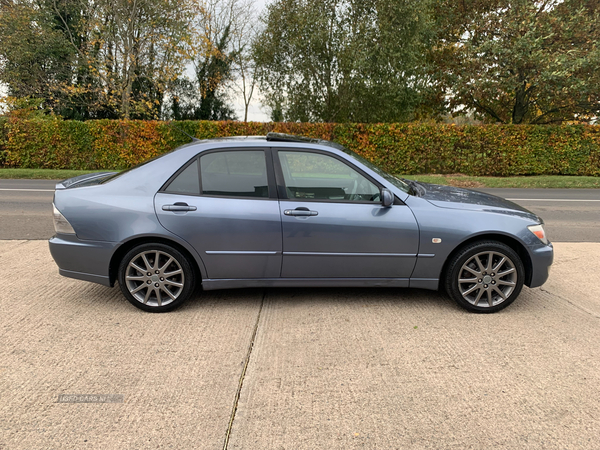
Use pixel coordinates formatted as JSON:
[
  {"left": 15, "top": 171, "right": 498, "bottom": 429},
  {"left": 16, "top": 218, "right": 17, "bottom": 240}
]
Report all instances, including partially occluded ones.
[{"left": 168, "top": 121, "right": 199, "bottom": 142}]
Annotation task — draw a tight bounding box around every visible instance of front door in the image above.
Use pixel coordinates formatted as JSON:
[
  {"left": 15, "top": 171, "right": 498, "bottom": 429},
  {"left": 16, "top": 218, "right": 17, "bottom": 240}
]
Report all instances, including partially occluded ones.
[{"left": 276, "top": 149, "right": 419, "bottom": 279}]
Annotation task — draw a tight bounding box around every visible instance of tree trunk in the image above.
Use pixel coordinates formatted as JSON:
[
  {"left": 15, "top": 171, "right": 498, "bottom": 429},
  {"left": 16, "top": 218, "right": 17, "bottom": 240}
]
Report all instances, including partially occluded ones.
[
  {"left": 122, "top": 82, "right": 131, "bottom": 119},
  {"left": 512, "top": 83, "right": 529, "bottom": 124}
]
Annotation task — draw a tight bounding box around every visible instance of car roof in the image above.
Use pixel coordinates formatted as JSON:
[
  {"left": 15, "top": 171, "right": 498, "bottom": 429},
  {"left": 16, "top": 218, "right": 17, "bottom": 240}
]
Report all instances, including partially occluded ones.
[{"left": 188, "top": 132, "right": 346, "bottom": 152}]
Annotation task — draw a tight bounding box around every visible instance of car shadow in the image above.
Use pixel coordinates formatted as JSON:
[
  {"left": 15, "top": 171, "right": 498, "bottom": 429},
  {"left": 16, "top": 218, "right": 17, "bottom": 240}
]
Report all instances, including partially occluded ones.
[
  {"left": 184, "top": 286, "right": 461, "bottom": 313},
  {"left": 72, "top": 282, "right": 462, "bottom": 314},
  {"left": 68, "top": 282, "right": 548, "bottom": 317}
]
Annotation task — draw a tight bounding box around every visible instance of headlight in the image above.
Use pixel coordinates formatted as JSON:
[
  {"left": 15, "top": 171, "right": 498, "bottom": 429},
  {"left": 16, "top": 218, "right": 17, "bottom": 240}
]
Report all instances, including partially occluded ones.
[
  {"left": 53, "top": 203, "right": 75, "bottom": 234},
  {"left": 528, "top": 224, "right": 548, "bottom": 245}
]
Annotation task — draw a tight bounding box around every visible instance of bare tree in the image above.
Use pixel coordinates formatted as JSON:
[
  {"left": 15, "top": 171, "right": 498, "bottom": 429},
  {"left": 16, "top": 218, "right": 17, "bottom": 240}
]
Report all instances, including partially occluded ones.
[
  {"left": 192, "top": 0, "right": 259, "bottom": 121},
  {"left": 51, "top": 0, "right": 195, "bottom": 119},
  {"left": 3, "top": 0, "right": 260, "bottom": 119},
  {"left": 228, "top": 0, "right": 260, "bottom": 122}
]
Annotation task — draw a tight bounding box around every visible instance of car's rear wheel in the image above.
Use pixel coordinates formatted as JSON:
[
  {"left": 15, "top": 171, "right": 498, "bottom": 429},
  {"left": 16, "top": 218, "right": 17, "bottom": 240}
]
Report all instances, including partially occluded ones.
[
  {"left": 118, "top": 243, "right": 195, "bottom": 312},
  {"left": 445, "top": 241, "right": 525, "bottom": 313}
]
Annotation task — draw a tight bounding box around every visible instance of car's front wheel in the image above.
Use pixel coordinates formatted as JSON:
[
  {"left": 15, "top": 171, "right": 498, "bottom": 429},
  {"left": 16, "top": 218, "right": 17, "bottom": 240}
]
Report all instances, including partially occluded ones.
[
  {"left": 118, "top": 243, "right": 196, "bottom": 312},
  {"left": 444, "top": 241, "right": 525, "bottom": 313}
]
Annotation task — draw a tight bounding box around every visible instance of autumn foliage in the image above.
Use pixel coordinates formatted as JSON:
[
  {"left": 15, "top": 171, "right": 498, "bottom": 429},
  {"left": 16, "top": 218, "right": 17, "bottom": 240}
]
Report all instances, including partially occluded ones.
[{"left": 1, "top": 119, "right": 599, "bottom": 176}]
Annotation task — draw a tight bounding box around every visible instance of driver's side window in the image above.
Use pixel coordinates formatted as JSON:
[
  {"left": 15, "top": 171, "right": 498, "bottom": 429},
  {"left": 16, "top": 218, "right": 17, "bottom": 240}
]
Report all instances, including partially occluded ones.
[{"left": 279, "top": 151, "right": 380, "bottom": 202}]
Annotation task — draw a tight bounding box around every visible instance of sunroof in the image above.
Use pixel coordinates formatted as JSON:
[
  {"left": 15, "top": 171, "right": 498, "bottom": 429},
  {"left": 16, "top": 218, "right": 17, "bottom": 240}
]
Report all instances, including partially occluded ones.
[{"left": 265, "top": 132, "right": 320, "bottom": 143}]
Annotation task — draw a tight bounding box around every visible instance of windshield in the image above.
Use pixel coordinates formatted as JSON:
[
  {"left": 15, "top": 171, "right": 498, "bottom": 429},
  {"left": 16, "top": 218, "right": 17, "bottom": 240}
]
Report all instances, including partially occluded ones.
[{"left": 340, "top": 147, "right": 412, "bottom": 195}]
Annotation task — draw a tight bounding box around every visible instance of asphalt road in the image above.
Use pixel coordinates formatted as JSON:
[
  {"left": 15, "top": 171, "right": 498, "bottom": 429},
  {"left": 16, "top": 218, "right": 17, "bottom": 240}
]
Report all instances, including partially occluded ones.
[
  {"left": 477, "top": 188, "right": 600, "bottom": 242},
  {"left": 0, "top": 179, "right": 57, "bottom": 240},
  {"left": 0, "top": 179, "right": 598, "bottom": 241}
]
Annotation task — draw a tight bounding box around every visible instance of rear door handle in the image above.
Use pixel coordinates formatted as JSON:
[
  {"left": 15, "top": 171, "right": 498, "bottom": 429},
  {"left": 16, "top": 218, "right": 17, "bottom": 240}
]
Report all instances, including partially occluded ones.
[
  {"left": 162, "top": 202, "right": 197, "bottom": 212},
  {"left": 284, "top": 207, "right": 318, "bottom": 217}
]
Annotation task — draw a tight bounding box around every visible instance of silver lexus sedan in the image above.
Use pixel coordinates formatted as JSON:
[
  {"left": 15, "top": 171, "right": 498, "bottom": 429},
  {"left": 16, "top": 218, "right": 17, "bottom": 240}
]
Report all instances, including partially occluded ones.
[{"left": 49, "top": 133, "right": 553, "bottom": 313}]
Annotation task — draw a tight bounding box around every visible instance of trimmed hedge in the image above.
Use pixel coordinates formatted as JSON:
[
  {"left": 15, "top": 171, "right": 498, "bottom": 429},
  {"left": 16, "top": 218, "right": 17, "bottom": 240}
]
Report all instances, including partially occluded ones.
[{"left": 0, "top": 119, "right": 599, "bottom": 176}]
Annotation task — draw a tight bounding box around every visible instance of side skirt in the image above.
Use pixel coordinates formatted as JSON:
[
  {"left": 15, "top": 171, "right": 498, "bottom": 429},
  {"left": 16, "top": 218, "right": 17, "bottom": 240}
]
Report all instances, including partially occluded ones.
[
  {"left": 202, "top": 278, "right": 423, "bottom": 291},
  {"left": 408, "top": 278, "right": 440, "bottom": 290}
]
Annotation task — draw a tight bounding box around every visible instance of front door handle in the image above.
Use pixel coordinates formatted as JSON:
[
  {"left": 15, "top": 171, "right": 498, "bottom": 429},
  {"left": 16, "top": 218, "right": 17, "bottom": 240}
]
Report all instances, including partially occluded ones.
[
  {"left": 162, "top": 202, "right": 197, "bottom": 212},
  {"left": 284, "top": 207, "right": 318, "bottom": 217}
]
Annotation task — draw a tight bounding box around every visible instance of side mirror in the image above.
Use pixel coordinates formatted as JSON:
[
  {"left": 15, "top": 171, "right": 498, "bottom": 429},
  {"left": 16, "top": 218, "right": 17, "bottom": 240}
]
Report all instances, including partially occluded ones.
[{"left": 381, "top": 188, "right": 394, "bottom": 207}]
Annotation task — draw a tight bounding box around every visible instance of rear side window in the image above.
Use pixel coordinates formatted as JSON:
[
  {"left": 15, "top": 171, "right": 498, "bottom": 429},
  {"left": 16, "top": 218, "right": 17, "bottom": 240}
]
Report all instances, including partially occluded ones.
[
  {"left": 164, "top": 159, "right": 200, "bottom": 195},
  {"left": 200, "top": 151, "right": 269, "bottom": 198}
]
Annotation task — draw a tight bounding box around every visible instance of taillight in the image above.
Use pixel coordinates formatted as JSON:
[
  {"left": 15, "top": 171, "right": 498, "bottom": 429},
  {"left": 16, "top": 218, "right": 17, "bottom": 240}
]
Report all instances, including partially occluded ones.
[{"left": 53, "top": 203, "right": 75, "bottom": 234}]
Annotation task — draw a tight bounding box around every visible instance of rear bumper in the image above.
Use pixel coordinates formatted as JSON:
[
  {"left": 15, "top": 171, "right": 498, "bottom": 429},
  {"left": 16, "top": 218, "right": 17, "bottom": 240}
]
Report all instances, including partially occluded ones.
[
  {"left": 49, "top": 235, "right": 117, "bottom": 287},
  {"left": 528, "top": 242, "right": 554, "bottom": 288}
]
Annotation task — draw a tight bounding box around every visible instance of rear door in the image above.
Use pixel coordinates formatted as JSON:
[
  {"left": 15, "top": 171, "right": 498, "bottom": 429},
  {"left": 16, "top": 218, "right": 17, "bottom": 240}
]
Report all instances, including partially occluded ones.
[
  {"left": 155, "top": 148, "right": 282, "bottom": 279},
  {"left": 275, "top": 149, "right": 419, "bottom": 280}
]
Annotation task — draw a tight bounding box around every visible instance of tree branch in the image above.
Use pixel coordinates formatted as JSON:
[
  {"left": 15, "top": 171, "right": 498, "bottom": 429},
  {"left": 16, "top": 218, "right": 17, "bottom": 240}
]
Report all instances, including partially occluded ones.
[
  {"left": 471, "top": 96, "right": 505, "bottom": 123},
  {"left": 530, "top": 107, "right": 563, "bottom": 124},
  {"left": 51, "top": 0, "right": 110, "bottom": 87}
]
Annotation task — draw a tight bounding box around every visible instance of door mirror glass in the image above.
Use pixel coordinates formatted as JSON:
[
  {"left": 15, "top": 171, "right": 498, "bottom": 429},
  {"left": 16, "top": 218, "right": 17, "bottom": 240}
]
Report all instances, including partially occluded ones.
[{"left": 381, "top": 188, "right": 394, "bottom": 207}]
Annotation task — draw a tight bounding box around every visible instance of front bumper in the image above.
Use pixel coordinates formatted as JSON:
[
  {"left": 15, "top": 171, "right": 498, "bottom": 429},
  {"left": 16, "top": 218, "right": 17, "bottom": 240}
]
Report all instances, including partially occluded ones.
[
  {"left": 528, "top": 242, "right": 554, "bottom": 288},
  {"left": 49, "top": 235, "right": 117, "bottom": 287}
]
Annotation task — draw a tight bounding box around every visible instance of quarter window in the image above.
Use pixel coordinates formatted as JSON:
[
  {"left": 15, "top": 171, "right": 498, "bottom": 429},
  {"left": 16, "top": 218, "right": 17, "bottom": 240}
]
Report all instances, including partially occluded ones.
[
  {"left": 200, "top": 150, "right": 269, "bottom": 198},
  {"left": 164, "top": 159, "right": 200, "bottom": 195},
  {"left": 279, "top": 151, "right": 380, "bottom": 202}
]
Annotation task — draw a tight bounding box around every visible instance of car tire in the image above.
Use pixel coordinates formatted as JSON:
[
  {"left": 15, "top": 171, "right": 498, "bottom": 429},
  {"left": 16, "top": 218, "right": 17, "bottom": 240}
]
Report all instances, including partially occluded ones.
[
  {"left": 118, "top": 243, "right": 196, "bottom": 313},
  {"left": 444, "top": 241, "right": 525, "bottom": 313}
]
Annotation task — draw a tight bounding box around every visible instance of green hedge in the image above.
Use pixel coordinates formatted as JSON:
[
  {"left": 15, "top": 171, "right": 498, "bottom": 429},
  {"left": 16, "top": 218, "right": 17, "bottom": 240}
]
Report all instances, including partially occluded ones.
[{"left": 0, "top": 119, "right": 599, "bottom": 176}]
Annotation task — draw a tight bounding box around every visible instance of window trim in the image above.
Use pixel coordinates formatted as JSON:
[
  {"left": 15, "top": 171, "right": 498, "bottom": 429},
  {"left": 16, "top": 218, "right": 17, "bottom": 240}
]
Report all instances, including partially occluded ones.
[{"left": 272, "top": 148, "right": 402, "bottom": 205}]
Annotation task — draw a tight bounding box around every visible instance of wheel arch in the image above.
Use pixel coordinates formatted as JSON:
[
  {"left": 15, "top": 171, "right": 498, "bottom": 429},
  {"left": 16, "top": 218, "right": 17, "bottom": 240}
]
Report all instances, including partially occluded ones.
[
  {"left": 109, "top": 235, "right": 205, "bottom": 287},
  {"left": 439, "top": 233, "right": 533, "bottom": 289}
]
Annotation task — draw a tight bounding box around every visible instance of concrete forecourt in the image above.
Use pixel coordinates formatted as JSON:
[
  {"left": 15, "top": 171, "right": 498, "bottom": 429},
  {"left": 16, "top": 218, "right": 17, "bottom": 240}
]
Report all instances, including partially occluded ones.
[{"left": 1, "top": 240, "right": 599, "bottom": 449}]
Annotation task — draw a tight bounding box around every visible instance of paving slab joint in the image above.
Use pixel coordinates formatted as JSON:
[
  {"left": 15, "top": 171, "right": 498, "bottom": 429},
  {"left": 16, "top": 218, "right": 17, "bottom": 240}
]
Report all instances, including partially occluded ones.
[
  {"left": 222, "top": 290, "right": 266, "bottom": 450},
  {"left": 539, "top": 286, "right": 600, "bottom": 319}
]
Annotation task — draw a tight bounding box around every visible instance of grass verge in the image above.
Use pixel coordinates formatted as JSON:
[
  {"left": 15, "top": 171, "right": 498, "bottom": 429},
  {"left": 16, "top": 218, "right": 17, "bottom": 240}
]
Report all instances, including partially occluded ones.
[
  {"left": 0, "top": 168, "right": 598, "bottom": 188},
  {"left": 400, "top": 174, "right": 600, "bottom": 189},
  {"left": 0, "top": 168, "right": 113, "bottom": 180}
]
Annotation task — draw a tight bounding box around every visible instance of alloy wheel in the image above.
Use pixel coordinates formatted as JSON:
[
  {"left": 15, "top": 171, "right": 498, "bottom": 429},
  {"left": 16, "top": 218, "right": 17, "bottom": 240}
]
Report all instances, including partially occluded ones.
[
  {"left": 124, "top": 250, "right": 185, "bottom": 307},
  {"left": 457, "top": 251, "right": 517, "bottom": 308}
]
